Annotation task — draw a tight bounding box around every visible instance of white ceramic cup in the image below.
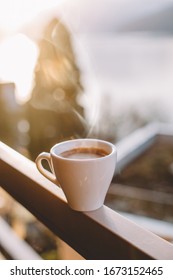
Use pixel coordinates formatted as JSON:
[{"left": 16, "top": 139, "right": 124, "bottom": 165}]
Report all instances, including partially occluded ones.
[{"left": 35, "top": 138, "right": 117, "bottom": 211}]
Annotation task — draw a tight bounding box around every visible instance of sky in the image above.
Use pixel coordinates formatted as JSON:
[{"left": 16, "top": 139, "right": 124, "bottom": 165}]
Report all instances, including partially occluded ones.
[
  {"left": 57, "top": 0, "right": 173, "bottom": 33},
  {"left": 0, "top": 0, "right": 63, "bottom": 38},
  {"left": 0, "top": 0, "right": 173, "bottom": 120},
  {"left": 1, "top": 0, "right": 173, "bottom": 37}
]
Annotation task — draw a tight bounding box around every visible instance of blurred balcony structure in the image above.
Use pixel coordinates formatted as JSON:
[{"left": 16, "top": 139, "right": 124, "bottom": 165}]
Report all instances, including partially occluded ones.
[
  {"left": 106, "top": 122, "right": 173, "bottom": 243},
  {"left": 0, "top": 122, "right": 173, "bottom": 259}
]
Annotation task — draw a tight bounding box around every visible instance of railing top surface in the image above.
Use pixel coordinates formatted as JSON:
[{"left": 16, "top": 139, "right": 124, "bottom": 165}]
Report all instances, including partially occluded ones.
[{"left": 0, "top": 132, "right": 173, "bottom": 259}]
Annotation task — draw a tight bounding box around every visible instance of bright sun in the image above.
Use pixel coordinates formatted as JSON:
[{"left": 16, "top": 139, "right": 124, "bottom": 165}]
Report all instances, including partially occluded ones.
[
  {"left": 0, "top": 0, "right": 64, "bottom": 103},
  {"left": 0, "top": 34, "right": 38, "bottom": 103}
]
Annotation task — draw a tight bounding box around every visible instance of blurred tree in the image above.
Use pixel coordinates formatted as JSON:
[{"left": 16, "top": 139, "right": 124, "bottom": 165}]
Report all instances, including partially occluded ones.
[
  {"left": 26, "top": 18, "right": 86, "bottom": 159},
  {"left": 0, "top": 82, "right": 20, "bottom": 148}
]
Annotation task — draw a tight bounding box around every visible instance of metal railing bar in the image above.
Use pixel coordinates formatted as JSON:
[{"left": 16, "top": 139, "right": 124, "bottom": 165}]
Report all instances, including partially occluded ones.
[
  {"left": 109, "top": 183, "right": 173, "bottom": 206},
  {"left": 116, "top": 122, "right": 159, "bottom": 172},
  {"left": 0, "top": 217, "right": 41, "bottom": 260}
]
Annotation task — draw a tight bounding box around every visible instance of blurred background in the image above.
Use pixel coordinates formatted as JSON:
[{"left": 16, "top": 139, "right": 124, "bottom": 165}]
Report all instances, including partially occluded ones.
[{"left": 0, "top": 0, "right": 173, "bottom": 259}]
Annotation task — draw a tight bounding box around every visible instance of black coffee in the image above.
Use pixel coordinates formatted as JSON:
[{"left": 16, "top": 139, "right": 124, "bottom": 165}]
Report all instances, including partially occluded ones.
[{"left": 60, "top": 147, "right": 109, "bottom": 159}]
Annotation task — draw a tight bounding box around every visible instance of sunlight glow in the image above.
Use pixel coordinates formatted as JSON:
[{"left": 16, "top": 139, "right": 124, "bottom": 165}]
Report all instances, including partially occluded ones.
[
  {"left": 0, "top": 34, "right": 38, "bottom": 103},
  {"left": 0, "top": 0, "right": 62, "bottom": 33},
  {"left": 0, "top": 0, "right": 65, "bottom": 103}
]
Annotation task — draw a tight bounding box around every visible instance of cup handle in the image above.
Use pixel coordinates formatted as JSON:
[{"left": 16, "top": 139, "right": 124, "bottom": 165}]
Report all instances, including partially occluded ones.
[{"left": 35, "top": 152, "right": 60, "bottom": 186}]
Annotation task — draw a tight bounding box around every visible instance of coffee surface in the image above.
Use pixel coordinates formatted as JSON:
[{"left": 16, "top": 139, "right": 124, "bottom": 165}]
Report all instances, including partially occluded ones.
[{"left": 60, "top": 147, "right": 109, "bottom": 159}]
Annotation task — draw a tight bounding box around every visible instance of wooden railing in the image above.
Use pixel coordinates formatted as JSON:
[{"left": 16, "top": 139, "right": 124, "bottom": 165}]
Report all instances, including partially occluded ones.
[{"left": 1, "top": 133, "right": 173, "bottom": 259}]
